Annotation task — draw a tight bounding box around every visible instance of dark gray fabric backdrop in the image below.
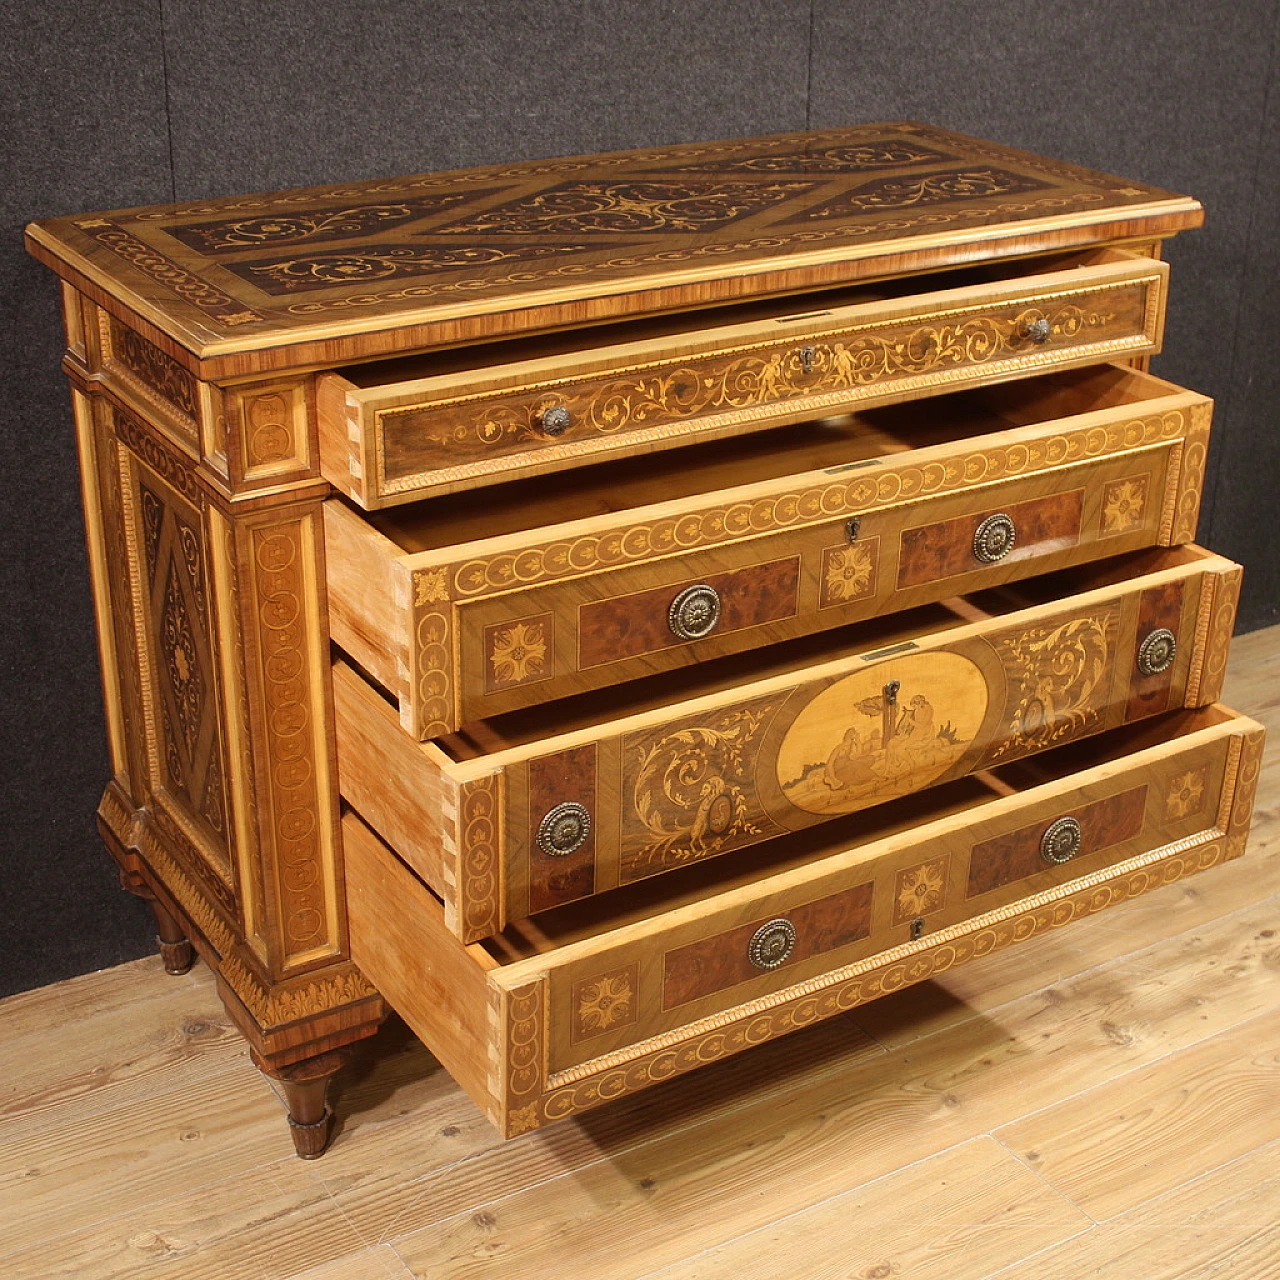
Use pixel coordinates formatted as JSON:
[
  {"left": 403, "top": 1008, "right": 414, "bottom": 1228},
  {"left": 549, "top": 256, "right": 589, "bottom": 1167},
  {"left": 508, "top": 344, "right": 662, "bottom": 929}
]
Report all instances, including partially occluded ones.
[{"left": 3, "top": 1, "right": 1276, "bottom": 997}]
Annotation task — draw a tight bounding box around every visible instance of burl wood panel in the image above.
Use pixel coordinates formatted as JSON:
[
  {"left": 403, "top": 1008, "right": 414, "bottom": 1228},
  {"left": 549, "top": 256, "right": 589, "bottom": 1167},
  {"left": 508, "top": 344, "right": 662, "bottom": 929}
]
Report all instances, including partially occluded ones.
[
  {"left": 1126, "top": 580, "right": 1186, "bottom": 721},
  {"left": 897, "top": 491, "right": 1083, "bottom": 588},
  {"left": 577, "top": 557, "right": 800, "bottom": 669},
  {"left": 25, "top": 124, "right": 1200, "bottom": 378},
  {"left": 965, "top": 786, "right": 1148, "bottom": 898},
  {"left": 662, "top": 882, "right": 875, "bottom": 1009},
  {"left": 528, "top": 746, "right": 597, "bottom": 913}
]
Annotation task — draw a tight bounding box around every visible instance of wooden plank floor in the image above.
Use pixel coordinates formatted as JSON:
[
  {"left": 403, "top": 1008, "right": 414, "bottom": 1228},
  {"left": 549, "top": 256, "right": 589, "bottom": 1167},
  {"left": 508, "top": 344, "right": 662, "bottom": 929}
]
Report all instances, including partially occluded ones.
[{"left": 4, "top": 628, "right": 1279, "bottom": 1280}]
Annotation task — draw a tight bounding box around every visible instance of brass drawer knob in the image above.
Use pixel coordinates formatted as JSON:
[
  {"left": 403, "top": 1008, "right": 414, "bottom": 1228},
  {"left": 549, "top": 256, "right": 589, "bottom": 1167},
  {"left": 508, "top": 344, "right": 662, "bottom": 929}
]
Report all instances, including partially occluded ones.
[
  {"left": 1022, "top": 316, "right": 1052, "bottom": 344},
  {"left": 537, "top": 801, "right": 591, "bottom": 856},
  {"left": 973, "top": 513, "right": 1016, "bottom": 563},
  {"left": 748, "top": 917, "right": 797, "bottom": 970},
  {"left": 539, "top": 403, "right": 572, "bottom": 436},
  {"left": 668, "top": 583, "right": 722, "bottom": 641},
  {"left": 1041, "top": 816, "right": 1083, "bottom": 864},
  {"left": 1137, "top": 627, "right": 1177, "bottom": 676}
]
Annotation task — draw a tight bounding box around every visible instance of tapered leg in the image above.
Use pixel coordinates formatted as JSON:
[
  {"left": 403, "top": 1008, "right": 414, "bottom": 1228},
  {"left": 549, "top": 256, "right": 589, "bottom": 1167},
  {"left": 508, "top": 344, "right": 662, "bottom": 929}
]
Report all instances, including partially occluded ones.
[
  {"left": 254, "top": 1048, "right": 351, "bottom": 1159},
  {"left": 112, "top": 853, "right": 197, "bottom": 977},
  {"left": 149, "top": 896, "right": 196, "bottom": 975}
]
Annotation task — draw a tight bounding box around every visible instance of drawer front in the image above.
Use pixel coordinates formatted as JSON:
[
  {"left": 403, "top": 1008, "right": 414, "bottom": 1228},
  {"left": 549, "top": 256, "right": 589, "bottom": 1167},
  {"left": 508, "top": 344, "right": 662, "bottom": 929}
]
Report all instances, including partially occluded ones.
[
  {"left": 505, "top": 557, "right": 1237, "bottom": 903},
  {"left": 321, "top": 250, "right": 1167, "bottom": 507},
  {"left": 343, "top": 709, "right": 1264, "bottom": 1138},
  {"left": 326, "top": 381, "right": 1213, "bottom": 739},
  {"left": 532, "top": 715, "right": 1259, "bottom": 1081},
  {"left": 333, "top": 548, "right": 1242, "bottom": 941}
]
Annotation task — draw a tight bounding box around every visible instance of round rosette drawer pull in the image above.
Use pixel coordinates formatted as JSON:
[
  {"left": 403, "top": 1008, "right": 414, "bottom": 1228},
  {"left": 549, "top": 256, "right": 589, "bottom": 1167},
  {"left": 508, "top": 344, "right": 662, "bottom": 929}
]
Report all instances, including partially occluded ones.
[
  {"left": 748, "top": 917, "right": 797, "bottom": 970},
  {"left": 1021, "top": 316, "right": 1052, "bottom": 344},
  {"left": 538, "top": 403, "right": 572, "bottom": 436},
  {"left": 1040, "top": 816, "right": 1083, "bottom": 864},
  {"left": 972, "top": 513, "right": 1016, "bottom": 564},
  {"left": 537, "top": 801, "right": 591, "bottom": 857},
  {"left": 1137, "top": 627, "right": 1177, "bottom": 676},
  {"left": 668, "top": 583, "right": 722, "bottom": 641}
]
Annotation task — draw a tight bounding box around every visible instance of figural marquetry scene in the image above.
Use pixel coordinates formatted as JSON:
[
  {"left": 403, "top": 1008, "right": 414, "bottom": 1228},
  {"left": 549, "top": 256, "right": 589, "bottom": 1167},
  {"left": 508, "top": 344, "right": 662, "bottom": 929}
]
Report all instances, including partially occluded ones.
[{"left": 27, "top": 123, "right": 1261, "bottom": 1150}]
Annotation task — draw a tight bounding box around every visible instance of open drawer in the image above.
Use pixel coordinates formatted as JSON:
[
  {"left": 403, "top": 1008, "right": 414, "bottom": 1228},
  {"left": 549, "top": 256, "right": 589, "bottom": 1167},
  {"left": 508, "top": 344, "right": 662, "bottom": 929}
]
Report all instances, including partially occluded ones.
[
  {"left": 318, "top": 246, "right": 1167, "bottom": 507},
  {"left": 345, "top": 702, "right": 1265, "bottom": 1137},
  {"left": 335, "top": 544, "right": 1242, "bottom": 941},
  {"left": 326, "top": 364, "right": 1212, "bottom": 738}
]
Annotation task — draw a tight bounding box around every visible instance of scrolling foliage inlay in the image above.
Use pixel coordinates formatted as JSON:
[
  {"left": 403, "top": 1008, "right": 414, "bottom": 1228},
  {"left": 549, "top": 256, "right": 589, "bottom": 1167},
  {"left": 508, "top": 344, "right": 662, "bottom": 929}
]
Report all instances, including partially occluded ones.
[{"left": 138, "top": 478, "right": 227, "bottom": 842}]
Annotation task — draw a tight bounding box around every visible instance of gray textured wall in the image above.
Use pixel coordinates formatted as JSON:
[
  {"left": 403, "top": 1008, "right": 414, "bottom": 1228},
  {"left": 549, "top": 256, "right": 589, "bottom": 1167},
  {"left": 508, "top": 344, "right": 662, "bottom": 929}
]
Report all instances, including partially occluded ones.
[{"left": 3, "top": 0, "right": 1277, "bottom": 996}]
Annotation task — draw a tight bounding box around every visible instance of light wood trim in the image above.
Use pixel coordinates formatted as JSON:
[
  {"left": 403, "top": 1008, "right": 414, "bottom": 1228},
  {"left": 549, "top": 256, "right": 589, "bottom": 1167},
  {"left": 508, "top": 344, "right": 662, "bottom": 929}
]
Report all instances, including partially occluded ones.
[
  {"left": 343, "top": 810, "right": 501, "bottom": 1124},
  {"left": 333, "top": 661, "right": 453, "bottom": 898},
  {"left": 71, "top": 387, "right": 129, "bottom": 786},
  {"left": 322, "top": 501, "right": 412, "bottom": 705}
]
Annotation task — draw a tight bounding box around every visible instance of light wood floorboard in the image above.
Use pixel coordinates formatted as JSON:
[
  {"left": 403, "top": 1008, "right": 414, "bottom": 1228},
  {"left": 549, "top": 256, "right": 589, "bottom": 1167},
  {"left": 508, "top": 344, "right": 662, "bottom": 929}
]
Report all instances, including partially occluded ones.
[{"left": 2, "top": 625, "right": 1277, "bottom": 1278}]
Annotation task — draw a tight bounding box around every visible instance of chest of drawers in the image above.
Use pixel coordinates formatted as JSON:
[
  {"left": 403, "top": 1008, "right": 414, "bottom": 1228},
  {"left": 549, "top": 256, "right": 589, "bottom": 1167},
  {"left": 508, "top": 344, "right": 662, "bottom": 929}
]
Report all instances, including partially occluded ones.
[{"left": 28, "top": 123, "right": 1263, "bottom": 1156}]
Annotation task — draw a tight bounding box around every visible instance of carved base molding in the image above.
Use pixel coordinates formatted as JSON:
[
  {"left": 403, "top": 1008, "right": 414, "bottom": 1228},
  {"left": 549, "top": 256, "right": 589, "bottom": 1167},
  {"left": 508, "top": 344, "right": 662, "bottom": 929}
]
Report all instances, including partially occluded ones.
[{"left": 98, "top": 780, "right": 385, "bottom": 1068}]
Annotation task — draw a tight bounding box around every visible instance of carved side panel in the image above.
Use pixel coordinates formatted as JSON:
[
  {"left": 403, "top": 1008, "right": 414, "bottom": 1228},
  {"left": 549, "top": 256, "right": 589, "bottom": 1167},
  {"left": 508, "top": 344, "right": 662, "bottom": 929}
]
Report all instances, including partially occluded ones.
[
  {"left": 231, "top": 503, "right": 344, "bottom": 972},
  {"left": 115, "top": 406, "right": 233, "bottom": 886}
]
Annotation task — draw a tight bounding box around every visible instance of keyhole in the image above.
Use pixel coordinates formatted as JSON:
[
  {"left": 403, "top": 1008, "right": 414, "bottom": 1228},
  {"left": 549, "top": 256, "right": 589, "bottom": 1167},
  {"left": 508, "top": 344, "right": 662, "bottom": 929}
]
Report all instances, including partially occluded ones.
[
  {"left": 911, "top": 917, "right": 926, "bottom": 941},
  {"left": 799, "top": 345, "right": 816, "bottom": 374}
]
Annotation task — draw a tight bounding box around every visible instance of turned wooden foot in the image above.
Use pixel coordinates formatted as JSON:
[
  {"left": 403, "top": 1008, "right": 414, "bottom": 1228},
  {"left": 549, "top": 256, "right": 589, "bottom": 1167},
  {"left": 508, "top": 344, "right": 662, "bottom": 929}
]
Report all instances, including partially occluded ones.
[
  {"left": 115, "top": 860, "right": 197, "bottom": 976},
  {"left": 254, "top": 1049, "right": 350, "bottom": 1159},
  {"left": 148, "top": 897, "right": 196, "bottom": 975}
]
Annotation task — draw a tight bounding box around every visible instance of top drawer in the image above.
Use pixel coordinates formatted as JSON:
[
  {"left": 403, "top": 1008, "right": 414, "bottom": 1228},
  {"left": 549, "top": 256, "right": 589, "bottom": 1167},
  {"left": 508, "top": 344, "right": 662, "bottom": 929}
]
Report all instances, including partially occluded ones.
[{"left": 318, "top": 247, "right": 1167, "bottom": 507}]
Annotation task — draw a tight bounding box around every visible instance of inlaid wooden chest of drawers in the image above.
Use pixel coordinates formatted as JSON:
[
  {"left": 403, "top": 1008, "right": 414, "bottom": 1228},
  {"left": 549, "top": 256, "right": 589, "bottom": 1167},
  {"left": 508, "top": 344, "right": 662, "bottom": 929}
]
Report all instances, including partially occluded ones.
[{"left": 28, "top": 122, "right": 1263, "bottom": 1155}]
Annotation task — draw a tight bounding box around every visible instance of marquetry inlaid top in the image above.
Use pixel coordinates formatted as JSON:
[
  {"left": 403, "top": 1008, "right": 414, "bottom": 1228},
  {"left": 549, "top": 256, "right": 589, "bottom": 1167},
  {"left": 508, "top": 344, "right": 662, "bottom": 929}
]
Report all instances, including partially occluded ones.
[{"left": 26, "top": 122, "right": 1200, "bottom": 377}]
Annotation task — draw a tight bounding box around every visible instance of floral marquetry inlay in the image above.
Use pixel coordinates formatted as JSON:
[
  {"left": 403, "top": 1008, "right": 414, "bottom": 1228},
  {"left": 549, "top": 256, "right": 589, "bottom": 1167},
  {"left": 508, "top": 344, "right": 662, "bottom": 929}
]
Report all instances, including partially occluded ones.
[
  {"left": 1165, "top": 766, "right": 1209, "bottom": 820},
  {"left": 790, "top": 166, "right": 1050, "bottom": 220},
  {"left": 622, "top": 696, "right": 788, "bottom": 880},
  {"left": 1102, "top": 475, "right": 1149, "bottom": 535},
  {"left": 136, "top": 478, "right": 227, "bottom": 842},
  {"left": 432, "top": 179, "right": 817, "bottom": 236},
  {"left": 572, "top": 963, "right": 640, "bottom": 1043},
  {"left": 821, "top": 540, "right": 878, "bottom": 607},
  {"left": 989, "top": 611, "right": 1118, "bottom": 761},
  {"left": 447, "top": 409, "right": 1188, "bottom": 598},
  {"left": 485, "top": 615, "right": 552, "bottom": 691},
  {"left": 893, "top": 856, "right": 951, "bottom": 925},
  {"left": 384, "top": 294, "right": 1131, "bottom": 496}
]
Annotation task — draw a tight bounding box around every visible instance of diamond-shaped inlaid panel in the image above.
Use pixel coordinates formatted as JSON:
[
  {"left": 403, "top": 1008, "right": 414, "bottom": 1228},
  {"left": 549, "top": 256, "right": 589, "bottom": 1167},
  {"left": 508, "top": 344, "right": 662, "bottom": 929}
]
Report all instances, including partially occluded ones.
[{"left": 430, "top": 179, "right": 819, "bottom": 236}]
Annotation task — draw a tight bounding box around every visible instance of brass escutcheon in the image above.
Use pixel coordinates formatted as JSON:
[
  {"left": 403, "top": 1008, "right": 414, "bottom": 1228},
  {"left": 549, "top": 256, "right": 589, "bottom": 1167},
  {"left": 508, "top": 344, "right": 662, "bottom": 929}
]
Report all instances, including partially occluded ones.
[
  {"left": 668, "top": 583, "right": 722, "bottom": 641},
  {"left": 1137, "top": 627, "right": 1177, "bottom": 676},
  {"left": 537, "top": 801, "right": 591, "bottom": 856},
  {"left": 973, "top": 512, "right": 1016, "bottom": 563},
  {"left": 748, "top": 917, "right": 797, "bottom": 970},
  {"left": 1041, "top": 816, "right": 1082, "bottom": 864}
]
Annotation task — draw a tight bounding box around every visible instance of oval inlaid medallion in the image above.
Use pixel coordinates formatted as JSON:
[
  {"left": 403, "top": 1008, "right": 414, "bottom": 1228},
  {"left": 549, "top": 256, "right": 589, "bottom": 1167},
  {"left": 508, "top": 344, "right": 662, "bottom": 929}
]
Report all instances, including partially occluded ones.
[{"left": 776, "top": 651, "right": 989, "bottom": 815}]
